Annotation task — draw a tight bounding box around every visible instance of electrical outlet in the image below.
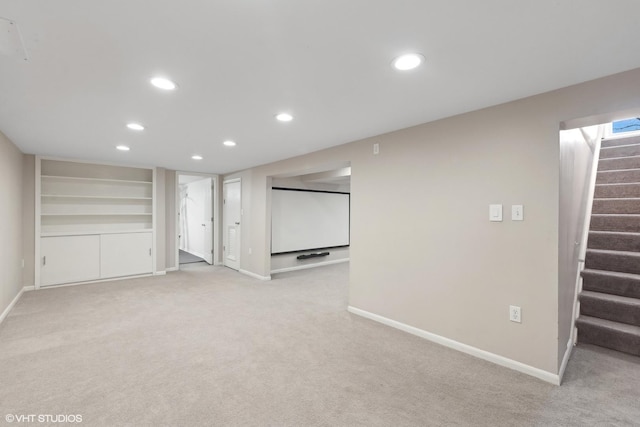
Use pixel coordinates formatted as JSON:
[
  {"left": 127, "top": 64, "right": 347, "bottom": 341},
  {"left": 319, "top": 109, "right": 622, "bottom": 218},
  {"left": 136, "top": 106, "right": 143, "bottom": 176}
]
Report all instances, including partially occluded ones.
[
  {"left": 373, "top": 143, "right": 379, "bottom": 155},
  {"left": 248, "top": 248, "right": 252, "bottom": 255},
  {"left": 509, "top": 305, "right": 522, "bottom": 323}
]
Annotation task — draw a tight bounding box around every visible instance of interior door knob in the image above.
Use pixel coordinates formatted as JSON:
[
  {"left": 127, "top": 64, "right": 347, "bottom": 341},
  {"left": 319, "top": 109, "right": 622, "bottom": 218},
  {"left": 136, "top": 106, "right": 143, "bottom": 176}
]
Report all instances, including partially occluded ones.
[{"left": 235, "top": 222, "right": 240, "bottom": 225}]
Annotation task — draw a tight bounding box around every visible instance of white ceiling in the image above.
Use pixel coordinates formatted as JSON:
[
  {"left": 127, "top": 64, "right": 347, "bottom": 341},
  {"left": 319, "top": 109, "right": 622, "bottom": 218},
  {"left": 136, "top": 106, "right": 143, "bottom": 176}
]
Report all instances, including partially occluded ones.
[{"left": 2, "top": 1, "right": 640, "bottom": 174}]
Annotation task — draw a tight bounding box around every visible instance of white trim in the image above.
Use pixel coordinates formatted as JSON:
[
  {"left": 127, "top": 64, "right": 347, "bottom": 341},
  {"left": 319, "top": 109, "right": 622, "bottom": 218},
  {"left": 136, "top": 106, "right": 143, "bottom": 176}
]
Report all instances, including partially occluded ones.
[
  {"left": 166, "top": 266, "right": 179, "bottom": 272},
  {"left": 558, "top": 338, "right": 573, "bottom": 384},
  {"left": 153, "top": 271, "right": 167, "bottom": 276},
  {"left": 223, "top": 178, "right": 241, "bottom": 184},
  {"left": 23, "top": 286, "right": 35, "bottom": 292},
  {"left": 271, "top": 258, "right": 349, "bottom": 274},
  {"left": 0, "top": 287, "right": 25, "bottom": 325},
  {"left": 347, "top": 306, "right": 560, "bottom": 385},
  {"left": 239, "top": 269, "right": 271, "bottom": 281}
]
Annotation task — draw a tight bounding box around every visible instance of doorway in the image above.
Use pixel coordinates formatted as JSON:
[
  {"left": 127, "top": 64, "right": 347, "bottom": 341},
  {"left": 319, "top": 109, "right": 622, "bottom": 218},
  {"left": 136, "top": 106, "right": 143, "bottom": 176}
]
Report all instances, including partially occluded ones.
[
  {"left": 176, "top": 173, "right": 217, "bottom": 268},
  {"left": 223, "top": 179, "right": 241, "bottom": 270}
]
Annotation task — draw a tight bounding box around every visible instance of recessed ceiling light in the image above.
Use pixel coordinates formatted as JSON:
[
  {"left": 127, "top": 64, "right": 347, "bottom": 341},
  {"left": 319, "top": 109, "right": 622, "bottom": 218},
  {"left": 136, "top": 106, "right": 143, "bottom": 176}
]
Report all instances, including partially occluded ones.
[
  {"left": 150, "top": 77, "right": 177, "bottom": 90},
  {"left": 192, "top": 155, "right": 203, "bottom": 160},
  {"left": 126, "top": 123, "right": 145, "bottom": 131},
  {"left": 392, "top": 53, "right": 425, "bottom": 71},
  {"left": 116, "top": 145, "right": 130, "bottom": 151},
  {"left": 276, "top": 113, "right": 293, "bottom": 122},
  {"left": 223, "top": 140, "right": 236, "bottom": 147}
]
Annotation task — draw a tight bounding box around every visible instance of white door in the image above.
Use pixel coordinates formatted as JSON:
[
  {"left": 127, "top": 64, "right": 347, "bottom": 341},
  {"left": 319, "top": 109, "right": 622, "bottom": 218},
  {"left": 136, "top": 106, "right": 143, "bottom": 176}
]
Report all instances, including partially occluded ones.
[{"left": 223, "top": 179, "right": 241, "bottom": 270}]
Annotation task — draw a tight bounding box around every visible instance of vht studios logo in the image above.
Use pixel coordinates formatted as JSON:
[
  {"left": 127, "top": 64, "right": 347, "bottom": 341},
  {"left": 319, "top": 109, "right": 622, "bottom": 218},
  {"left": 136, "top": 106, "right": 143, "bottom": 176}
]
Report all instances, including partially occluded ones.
[{"left": 5, "top": 414, "right": 83, "bottom": 423}]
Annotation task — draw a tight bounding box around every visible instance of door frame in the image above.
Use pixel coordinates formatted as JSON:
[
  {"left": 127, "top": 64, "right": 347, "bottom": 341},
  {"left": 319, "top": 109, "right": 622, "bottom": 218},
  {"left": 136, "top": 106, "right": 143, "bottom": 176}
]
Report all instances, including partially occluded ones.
[
  {"left": 175, "top": 172, "right": 220, "bottom": 269},
  {"left": 223, "top": 178, "right": 242, "bottom": 270}
]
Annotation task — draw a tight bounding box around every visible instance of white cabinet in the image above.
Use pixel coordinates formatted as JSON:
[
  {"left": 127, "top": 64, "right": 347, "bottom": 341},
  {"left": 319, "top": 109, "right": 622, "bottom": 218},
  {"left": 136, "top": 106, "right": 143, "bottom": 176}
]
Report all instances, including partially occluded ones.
[
  {"left": 37, "top": 158, "right": 155, "bottom": 287},
  {"left": 41, "top": 235, "right": 101, "bottom": 286},
  {"left": 100, "top": 233, "right": 153, "bottom": 278}
]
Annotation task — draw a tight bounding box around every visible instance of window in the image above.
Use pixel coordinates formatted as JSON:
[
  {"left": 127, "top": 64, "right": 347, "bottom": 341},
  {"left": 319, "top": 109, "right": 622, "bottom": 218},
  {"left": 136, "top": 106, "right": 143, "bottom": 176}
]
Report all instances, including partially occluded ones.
[{"left": 607, "top": 117, "right": 640, "bottom": 138}]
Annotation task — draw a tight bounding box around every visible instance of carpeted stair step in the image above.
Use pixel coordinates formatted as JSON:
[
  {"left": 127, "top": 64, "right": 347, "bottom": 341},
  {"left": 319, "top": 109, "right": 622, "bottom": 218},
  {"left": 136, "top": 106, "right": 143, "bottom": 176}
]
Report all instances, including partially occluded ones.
[
  {"left": 587, "top": 231, "right": 640, "bottom": 252},
  {"left": 598, "top": 155, "right": 640, "bottom": 171},
  {"left": 596, "top": 169, "right": 640, "bottom": 184},
  {"left": 601, "top": 135, "right": 640, "bottom": 148},
  {"left": 584, "top": 249, "right": 640, "bottom": 275},
  {"left": 594, "top": 182, "right": 640, "bottom": 198},
  {"left": 576, "top": 315, "right": 640, "bottom": 356},
  {"left": 599, "top": 143, "right": 640, "bottom": 159},
  {"left": 581, "top": 269, "right": 640, "bottom": 299},
  {"left": 579, "top": 291, "right": 640, "bottom": 326},
  {"left": 591, "top": 198, "right": 640, "bottom": 214},
  {"left": 590, "top": 214, "right": 640, "bottom": 232}
]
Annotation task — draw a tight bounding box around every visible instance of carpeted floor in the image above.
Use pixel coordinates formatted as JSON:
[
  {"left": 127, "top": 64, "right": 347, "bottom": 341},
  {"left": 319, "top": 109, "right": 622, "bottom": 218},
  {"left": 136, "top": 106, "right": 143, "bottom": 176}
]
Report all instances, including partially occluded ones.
[{"left": 0, "top": 263, "right": 638, "bottom": 426}]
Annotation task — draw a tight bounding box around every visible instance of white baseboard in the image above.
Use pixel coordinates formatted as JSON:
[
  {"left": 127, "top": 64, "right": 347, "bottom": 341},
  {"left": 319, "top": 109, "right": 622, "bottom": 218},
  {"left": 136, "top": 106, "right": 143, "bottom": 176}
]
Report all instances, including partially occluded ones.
[
  {"left": 154, "top": 271, "right": 167, "bottom": 276},
  {"left": 239, "top": 269, "right": 272, "bottom": 281},
  {"left": 558, "top": 338, "right": 574, "bottom": 385},
  {"left": 271, "top": 258, "right": 349, "bottom": 274},
  {"left": 23, "top": 286, "right": 35, "bottom": 292},
  {"left": 347, "top": 306, "right": 560, "bottom": 385},
  {"left": 0, "top": 287, "right": 25, "bottom": 326},
  {"left": 166, "top": 267, "right": 179, "bottom": 272}
]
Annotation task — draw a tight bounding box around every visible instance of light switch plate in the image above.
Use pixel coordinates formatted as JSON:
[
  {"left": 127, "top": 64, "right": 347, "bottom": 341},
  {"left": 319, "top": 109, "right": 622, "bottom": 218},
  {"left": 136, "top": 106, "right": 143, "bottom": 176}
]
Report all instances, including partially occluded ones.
[
  {"left": 489, "top": 204, "right": 503, "bottom": 222},
  {"left": 512, "top": 205, "right": 524, "bottom": 221}
]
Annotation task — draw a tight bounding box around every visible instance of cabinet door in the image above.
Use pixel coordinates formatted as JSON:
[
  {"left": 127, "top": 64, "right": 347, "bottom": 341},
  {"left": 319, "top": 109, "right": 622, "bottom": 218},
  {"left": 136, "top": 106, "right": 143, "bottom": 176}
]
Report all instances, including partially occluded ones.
[
  {"left": 100, "top": 232, "right": 152, "bottom": 279},
  {"left": 41, "top": 235, "right": 101, "bottom": 286}
]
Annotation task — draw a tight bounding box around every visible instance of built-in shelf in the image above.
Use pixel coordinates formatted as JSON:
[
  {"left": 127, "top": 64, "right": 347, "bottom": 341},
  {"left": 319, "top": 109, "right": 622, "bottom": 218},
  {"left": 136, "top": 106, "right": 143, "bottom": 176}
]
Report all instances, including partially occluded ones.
[
  {"left": 41, "top": 194, "right": 152, "bottom": 200},
  {"left": 41, "top": 213, "right": 152, "bottom": 216},
  {"left": 41, "top": 229, "right": 153, "bottom": 237},
  {"left": 41, "top": 175, "right": 152, "bottom": 185}
]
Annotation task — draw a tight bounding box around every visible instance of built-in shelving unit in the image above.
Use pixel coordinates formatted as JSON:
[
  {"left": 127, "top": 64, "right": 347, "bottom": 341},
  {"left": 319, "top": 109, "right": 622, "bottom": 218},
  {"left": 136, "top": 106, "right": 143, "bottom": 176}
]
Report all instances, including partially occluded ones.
[{"left": 37, "top": 159, "right": 155, "bottom": 287}]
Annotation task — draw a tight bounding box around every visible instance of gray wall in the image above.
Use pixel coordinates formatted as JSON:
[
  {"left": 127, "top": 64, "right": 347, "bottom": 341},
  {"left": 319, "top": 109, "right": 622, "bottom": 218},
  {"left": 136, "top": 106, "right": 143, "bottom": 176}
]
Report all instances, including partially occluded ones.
[
  {"left": 223, "top": 68, "right": 640, "bottom": 375},
  {"left": 0, "top": 131, "right": 24, "bottom": 316}
]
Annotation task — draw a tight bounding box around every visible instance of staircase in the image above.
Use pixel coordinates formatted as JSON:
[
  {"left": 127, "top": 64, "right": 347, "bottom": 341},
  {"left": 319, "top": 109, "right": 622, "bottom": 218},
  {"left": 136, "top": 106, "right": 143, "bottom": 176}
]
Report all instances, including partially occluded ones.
[{"left": 577, "top": 135, "right": 640, "bottom": 356}]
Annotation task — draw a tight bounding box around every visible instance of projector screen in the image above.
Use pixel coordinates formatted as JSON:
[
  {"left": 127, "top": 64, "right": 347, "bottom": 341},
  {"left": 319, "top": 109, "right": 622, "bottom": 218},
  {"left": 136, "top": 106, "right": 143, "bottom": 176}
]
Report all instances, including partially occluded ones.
[{"left": 271, "top": 188, "right": 350, "bottom": 254}]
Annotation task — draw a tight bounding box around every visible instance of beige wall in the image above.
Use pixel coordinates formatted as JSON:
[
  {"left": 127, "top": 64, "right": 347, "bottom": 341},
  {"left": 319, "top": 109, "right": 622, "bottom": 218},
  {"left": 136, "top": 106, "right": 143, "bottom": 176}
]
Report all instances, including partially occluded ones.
[
  {"left": 223, "top": 67, "right": 640, "bottom": 375},
  {"left": 165, "top": 170, "right": 177, "bottom": 270},
  {"left": 0, "top": 132, "right": 24, "bottom": 316},
  {"left": 22, "top": 155, "right": 35, "bottom": 287}
]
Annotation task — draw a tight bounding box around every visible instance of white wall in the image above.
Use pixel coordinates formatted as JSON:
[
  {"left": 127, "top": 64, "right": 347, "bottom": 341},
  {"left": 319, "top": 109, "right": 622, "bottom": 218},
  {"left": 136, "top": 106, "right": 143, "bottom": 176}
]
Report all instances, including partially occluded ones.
[
  {"left": 0, "top": 131, "right": 24, "bottom": 317},
  {"left": 557, "top": 125, "right": 602, "bottom": 366},
  {"left": 222, "top": 67, "right": 640, "bottom": 376}
]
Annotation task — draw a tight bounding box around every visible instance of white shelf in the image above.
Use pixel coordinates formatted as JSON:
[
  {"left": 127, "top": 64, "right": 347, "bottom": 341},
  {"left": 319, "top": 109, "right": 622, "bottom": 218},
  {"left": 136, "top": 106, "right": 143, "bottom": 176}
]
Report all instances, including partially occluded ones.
[
  {"left": 41, "top": 229, "right": 152, "bottom": 237},
  {"left": 41, "top": 194, "right": 152, "bottom": 200},
  {"left": 41, "top": 175, "right": 152, "bottom": 185},
  {"left": 42, "top": 213, "right": 152, "bottom": 216}
]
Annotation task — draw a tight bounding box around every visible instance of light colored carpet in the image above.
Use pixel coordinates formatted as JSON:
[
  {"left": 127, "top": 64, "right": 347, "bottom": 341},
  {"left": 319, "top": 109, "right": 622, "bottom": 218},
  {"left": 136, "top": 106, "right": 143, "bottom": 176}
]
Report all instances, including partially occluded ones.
[{"left": 1, "top": 263, "right": 639, "bottom": 426}]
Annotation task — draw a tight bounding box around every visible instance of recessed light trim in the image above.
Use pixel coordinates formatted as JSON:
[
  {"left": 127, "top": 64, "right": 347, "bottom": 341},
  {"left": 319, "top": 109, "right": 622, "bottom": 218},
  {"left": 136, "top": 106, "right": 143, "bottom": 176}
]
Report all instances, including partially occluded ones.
[
  {"left": 150, "top": 77, "right": 177, "bottom": 90},
  {"left": 276, "top": 113, "right": 293, "bottom": 122},
  {"left": 392, "top": 53, "right": 425, "bottom": 71},
  {"left": 126, "top": 123, "right": 145, "bottom": 131},
  {"left": 223, "top": 140, "right": 236, "bottom": 147},
  {"left": 192, "top": 155, "right": 203, "bottom": 160},
  {"left": 116, "top": 145, "right": 130, "bottom": 151}
]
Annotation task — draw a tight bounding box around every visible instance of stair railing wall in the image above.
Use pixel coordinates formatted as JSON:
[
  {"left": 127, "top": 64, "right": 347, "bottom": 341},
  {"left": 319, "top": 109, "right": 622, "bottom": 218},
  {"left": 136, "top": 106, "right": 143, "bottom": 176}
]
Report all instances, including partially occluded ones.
[{"left": 571, "top": 129, "right": 604, "bottom": 346}]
